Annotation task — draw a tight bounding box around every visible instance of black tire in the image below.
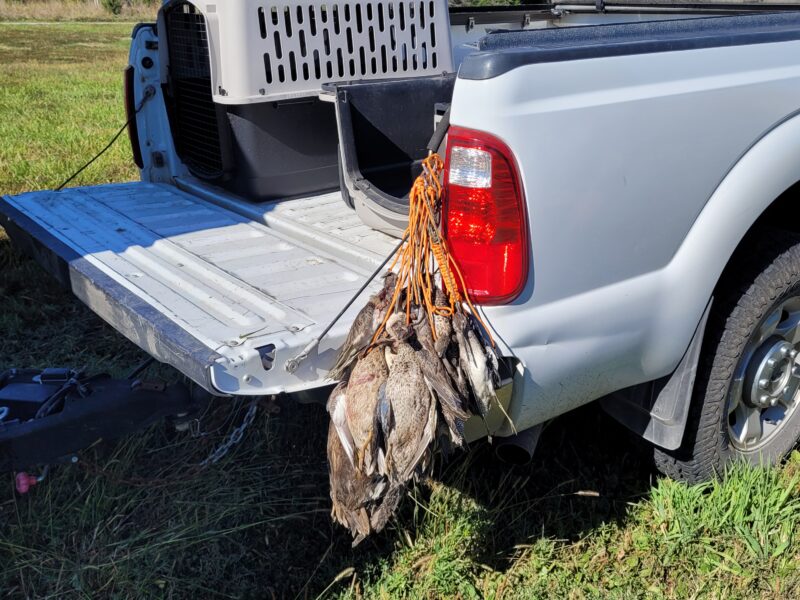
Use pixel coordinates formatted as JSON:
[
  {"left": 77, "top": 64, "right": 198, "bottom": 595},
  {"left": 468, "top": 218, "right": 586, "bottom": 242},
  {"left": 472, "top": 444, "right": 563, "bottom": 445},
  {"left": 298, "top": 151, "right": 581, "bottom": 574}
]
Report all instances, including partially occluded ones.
[{"left": 655, "top": 228, "right": 800, "bottom": 483}]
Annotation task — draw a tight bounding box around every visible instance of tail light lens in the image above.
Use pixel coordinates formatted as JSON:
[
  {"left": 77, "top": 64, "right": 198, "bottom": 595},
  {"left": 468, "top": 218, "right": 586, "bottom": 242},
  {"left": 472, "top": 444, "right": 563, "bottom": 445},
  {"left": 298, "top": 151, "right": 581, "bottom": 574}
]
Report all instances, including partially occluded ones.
[
  {"left": 443, "top": 126, "right": 528, "bottom": 304},
  {"left": 124, "top": 65, "right": 144, "bottom": 169}
]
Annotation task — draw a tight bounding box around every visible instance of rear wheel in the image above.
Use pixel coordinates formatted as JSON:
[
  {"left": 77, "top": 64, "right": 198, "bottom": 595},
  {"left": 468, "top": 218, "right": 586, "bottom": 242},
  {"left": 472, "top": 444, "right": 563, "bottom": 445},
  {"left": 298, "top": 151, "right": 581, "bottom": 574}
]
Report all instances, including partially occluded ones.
[{"left": 655, "top": 229, "right": 800, "bottom": 483}]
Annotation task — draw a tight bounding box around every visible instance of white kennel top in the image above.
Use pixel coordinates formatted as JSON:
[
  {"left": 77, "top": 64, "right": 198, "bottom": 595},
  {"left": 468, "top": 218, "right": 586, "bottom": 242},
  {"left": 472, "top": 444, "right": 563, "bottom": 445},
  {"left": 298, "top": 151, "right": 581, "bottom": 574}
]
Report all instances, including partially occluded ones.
[{"left": 176, "top": 0, "right": 454, "bottom": 104}]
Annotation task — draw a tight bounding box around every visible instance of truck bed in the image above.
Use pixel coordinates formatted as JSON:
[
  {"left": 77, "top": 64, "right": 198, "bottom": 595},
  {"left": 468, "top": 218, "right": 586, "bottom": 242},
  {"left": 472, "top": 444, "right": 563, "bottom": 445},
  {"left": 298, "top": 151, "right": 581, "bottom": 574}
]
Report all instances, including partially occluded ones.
[{"left": 0, "top": 179, "right": 397, "bottom": 396}]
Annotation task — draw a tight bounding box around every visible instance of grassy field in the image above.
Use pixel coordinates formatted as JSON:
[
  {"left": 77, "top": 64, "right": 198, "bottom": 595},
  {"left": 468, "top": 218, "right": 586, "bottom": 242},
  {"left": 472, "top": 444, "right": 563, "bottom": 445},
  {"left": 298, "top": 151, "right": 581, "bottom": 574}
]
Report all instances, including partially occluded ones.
[
  {"left": 0, "top": 1, "right": 157, "bottom": 22},
  {"left": 2, "top": 22, "right": 800, "bottom": 599}
]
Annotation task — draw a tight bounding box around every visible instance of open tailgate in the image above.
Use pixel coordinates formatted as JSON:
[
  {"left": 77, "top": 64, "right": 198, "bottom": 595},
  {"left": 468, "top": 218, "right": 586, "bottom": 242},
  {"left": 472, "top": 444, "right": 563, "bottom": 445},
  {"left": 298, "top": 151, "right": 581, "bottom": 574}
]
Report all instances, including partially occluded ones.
[{"left": 0, "top": 180, "right": 397, "bottom": 396}]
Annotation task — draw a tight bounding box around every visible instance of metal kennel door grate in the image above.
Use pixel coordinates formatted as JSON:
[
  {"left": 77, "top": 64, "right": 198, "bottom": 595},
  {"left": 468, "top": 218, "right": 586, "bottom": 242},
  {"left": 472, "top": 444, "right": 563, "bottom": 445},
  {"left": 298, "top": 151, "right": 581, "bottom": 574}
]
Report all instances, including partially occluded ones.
[{"left": 164, "top": 1, "right": 225, "bottom": 178}]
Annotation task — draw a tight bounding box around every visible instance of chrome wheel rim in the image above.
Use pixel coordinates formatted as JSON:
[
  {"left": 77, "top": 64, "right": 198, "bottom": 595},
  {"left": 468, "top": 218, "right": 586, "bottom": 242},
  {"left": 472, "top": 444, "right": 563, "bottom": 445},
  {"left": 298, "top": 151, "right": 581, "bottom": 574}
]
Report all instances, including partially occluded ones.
[{"left": 727, "top": 297, "right": 800, "bottom": 451}]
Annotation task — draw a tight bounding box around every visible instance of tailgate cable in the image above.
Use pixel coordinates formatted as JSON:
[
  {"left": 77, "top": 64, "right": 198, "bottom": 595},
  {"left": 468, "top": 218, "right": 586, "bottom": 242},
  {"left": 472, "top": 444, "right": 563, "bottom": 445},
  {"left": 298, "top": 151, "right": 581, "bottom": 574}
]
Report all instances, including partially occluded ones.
[
  {"left": 55, "top": 85, "right": 155, "bottom": 192},
  {"left": 285, "top": 107, "right": 453, "bottom": 374},
  {"left": 284, "top": 234, "right": 408, "bottom": 374}
]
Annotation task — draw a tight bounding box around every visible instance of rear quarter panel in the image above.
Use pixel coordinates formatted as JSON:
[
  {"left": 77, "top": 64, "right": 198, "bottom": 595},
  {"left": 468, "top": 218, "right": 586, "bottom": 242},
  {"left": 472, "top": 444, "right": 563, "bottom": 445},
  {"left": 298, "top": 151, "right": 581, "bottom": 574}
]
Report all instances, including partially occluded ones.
[{"left": 450, "top": 40, "right": 800, "bottom": 433}]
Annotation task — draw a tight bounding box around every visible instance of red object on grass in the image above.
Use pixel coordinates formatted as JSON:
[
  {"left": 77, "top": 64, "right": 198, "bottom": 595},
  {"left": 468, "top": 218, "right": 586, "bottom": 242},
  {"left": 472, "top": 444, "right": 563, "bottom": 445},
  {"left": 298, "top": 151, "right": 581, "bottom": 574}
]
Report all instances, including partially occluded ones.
[{"left": 15, "top": 472, "right": 38, "bottom": 495}]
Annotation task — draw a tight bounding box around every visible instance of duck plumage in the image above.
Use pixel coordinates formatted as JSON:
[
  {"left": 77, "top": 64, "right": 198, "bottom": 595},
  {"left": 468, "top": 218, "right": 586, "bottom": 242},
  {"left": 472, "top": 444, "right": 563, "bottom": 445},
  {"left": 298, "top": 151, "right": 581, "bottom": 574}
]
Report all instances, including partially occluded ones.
[
  {"left": 328, "top": 272, "right": 398, "bottom": 382},
  {"left": 345, "top": 348, "right": 389, "bottom": 475},
  {"left": 383, "top": 313, "right": 438, "bottom": 483}
]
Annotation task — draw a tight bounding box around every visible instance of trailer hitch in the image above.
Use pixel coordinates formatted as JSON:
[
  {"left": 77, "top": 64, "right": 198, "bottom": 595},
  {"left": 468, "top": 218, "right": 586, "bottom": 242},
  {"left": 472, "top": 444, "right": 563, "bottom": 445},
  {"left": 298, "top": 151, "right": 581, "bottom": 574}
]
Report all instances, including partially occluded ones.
[{"left": 0, "top": 367, "right": 202, "bottom": 472}]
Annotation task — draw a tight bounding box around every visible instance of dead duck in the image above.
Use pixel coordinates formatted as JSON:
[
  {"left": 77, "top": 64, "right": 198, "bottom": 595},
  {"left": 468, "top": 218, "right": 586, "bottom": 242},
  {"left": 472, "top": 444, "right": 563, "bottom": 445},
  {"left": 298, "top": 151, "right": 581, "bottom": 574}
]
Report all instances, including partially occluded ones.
[
  {"left": 452, "top": 312, "right": 498, "bottom": 418},
  {"left": 326, "top": 382, "right": 354, "bottom": 466},
  {"left": 432, "top": 286, "right": 452, "bottom": 357},
  {"left": 383, "top": 312, "right": 438, "bottom": 483},
  {"left": 345, "top": 348, "right": 388, "bottom": 475},
  {"left": 328, "top": 272, "right": 398, "bottom": 382},
  {"left": 443, "top": 340, "right": 472, "bottom": 402},
  {"left": 327, "top": 384, "right": 381, "bottom": 545},
  {"left": 412, "top": 312, "right": 470, "bottom": 447}
]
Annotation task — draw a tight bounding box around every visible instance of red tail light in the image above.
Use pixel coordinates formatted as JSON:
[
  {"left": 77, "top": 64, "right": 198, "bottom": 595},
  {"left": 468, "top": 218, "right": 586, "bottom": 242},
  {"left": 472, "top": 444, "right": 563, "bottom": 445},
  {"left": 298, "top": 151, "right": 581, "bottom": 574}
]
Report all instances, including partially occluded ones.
[
  {"left": 443, "top": 126, "right": 528, "bottom": 304},
  {"left": 124, "top": 65, "right": 144, "bottom": 169}
]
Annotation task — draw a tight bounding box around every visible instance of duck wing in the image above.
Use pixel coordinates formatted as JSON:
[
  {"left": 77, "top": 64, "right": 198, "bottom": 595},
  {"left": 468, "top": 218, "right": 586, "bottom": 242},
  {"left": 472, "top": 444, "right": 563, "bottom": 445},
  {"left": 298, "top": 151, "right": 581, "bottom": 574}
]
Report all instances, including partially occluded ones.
[
  {"left": 326, "top": 382, "right": 355, "bottom": 466},
  {"left": 466, "top": 325, "right": 496, "bottom": 411},
  {"left": 376, "top": 381, "right": 392, "bottom": 477},
  {"left": 397, "top": 388, "right": 438, "bottom": 482},
  {"left": 416, "top": 348, "right": 469, "bottom": 446},
  {"left": 327, "top": 420, "right": 371, "bottom": 542},
  {"left": 468, "top": 312, "right": 500, "bottom": 387},
  {"left": 328, "top": 301, "right": 376, "bottom": 381},
  {"left": 369, "top": 482, "right": 404, "bottom": 533},
  {"left": 417, "top": 392, "right": 440, "bottom": 477},
  {"left": 445, "top": 342, "right": 472, "bottom": 402},
  {"left": 413, "top": 314, "right": 470, "bottom": 426}
]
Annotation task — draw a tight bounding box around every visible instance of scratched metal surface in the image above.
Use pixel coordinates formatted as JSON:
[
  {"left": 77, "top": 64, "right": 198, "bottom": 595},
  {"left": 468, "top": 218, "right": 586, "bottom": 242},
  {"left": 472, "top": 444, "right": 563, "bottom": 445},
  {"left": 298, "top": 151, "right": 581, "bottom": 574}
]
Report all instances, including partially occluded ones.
[{"left": 3, "top": 181, "right": 398, "bottom": 395}]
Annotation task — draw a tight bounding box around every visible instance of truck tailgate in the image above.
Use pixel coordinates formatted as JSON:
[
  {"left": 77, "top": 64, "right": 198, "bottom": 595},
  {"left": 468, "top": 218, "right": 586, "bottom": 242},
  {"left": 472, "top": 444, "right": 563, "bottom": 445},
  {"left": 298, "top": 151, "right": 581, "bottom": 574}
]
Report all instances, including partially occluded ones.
[{"left": 0, "top": 180, "right": 397, "bottom": 395}]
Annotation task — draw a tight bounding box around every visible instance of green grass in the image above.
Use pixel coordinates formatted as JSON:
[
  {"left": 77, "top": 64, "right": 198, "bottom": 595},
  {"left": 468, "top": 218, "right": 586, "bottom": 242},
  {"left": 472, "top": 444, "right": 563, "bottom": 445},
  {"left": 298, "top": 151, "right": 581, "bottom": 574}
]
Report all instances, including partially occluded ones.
[
  {"left": 2, "top": 23, "right": 800, "bottom": 599},
  {"left": 0, "top": 23, "right": 139, "bottom": 196}
]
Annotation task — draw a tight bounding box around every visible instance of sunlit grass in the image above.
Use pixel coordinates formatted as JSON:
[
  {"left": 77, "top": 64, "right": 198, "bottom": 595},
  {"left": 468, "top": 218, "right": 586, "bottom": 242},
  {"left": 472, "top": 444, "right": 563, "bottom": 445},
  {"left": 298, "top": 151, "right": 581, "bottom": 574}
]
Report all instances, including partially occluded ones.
[
  {"left": 0, "top": 24, "right": 138, "bottom": 196},
  {"left": 328, "top": 454, "right": 800, "bottom": 599}
]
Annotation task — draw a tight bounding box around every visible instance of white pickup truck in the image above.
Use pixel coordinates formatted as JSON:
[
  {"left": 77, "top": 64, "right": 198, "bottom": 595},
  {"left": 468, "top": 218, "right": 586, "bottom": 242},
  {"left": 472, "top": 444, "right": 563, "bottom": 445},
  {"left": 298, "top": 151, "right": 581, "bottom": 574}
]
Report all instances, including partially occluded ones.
[{"left": 3, "top": 1, "right": 800, "bottom": 482}]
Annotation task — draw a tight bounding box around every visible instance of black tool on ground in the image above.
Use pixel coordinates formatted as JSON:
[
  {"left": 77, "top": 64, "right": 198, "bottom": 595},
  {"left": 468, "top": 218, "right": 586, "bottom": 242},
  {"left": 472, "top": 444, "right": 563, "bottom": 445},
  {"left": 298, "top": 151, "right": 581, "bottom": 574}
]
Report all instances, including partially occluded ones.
[{"left": 0, "top": 367, "right": 199, "bottom": 471}]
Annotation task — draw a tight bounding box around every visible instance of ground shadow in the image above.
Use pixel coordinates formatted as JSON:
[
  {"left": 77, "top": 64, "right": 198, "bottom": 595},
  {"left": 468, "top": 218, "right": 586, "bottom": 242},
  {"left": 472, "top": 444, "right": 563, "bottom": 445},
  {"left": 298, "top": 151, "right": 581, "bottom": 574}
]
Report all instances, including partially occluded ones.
[{"left": 268, "top": 399, "right": 659, "bottom": 598}]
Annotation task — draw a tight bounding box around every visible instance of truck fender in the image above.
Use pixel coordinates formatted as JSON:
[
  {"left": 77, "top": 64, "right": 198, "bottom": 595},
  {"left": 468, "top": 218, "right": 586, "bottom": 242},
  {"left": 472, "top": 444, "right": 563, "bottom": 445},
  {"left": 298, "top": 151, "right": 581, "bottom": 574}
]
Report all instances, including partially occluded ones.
[
  {"left": 605, "top": 111, "right": 800, "bottom": 449},
  {"left": 601, "top": 300, "right": 711, "bottom": 450}
]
